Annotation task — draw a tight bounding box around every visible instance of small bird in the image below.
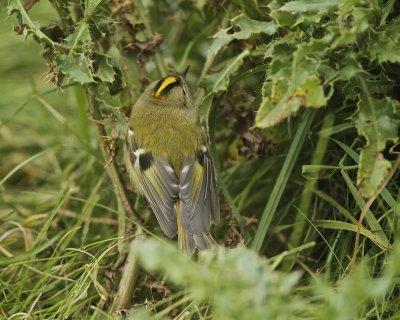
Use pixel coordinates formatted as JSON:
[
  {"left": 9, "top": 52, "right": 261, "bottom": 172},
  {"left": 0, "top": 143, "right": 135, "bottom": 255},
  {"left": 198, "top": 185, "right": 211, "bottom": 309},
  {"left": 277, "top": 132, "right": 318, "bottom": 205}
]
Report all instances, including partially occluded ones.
[{"left": 124, "top": 70, "right": 219, "bottom": 253}]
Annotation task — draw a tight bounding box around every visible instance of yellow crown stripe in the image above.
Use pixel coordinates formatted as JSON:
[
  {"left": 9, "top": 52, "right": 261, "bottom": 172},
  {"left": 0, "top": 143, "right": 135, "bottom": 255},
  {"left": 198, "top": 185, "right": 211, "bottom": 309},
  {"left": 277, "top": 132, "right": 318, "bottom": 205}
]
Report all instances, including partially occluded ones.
[{"left": 155, "top": 76, "right": 178, "bottom": 96}]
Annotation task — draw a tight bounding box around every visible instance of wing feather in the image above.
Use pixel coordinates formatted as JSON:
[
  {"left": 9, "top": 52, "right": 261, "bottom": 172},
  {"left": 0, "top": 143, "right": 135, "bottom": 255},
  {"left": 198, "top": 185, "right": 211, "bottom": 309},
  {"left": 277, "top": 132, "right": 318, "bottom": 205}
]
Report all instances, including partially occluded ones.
[
  {"left": 125, "top": 128, "right": 179, "bottom": 238},
  {"left": 179, "top": 148, "right": 220, "bottom": 237}
]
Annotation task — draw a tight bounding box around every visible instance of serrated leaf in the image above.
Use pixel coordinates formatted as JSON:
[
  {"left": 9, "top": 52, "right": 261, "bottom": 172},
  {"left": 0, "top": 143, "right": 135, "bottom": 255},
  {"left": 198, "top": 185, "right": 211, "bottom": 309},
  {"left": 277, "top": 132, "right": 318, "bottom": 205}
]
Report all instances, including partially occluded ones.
[
  {"left": 256, "top": 94, "right": 303, "bottom": 128},
  {"left": 85, "top": 0, "right": 105, "bottom": 18},
  {"left": 271, "top": 0, "right": 334, "bottom": 26},
  {"left": 299, "top": 75, "right": 329, "bottom": 107},
  {"left": 7, "top": 0, "right": 55, "bottom": 45},
  {"left": 256, "top": 39, "right": 330, "bottom": 128},
  {"left": 94, "top": 53, "right": 115, "bottom": 83},
  {"left": 334, "top": 0, "right": 381, "bottom": 47},
  {"left": 355, "top": 96, "right": 400, "bottom": 198},
  {"left": 64, "top": 22, "right": 92, "bottom": 51},
  {"left": 370, "top": 19, "right": 400, "bottom": 63},
  {"left": 92, "top": 83, "right": 120, "bottom": 110},
  {"left": 203, "top": 14, "right": 276, "bottom": 76},
  {"left": 56, "top": 53, "right": 94, "bottom": 84},
  {"left": 270, "top": 10, "right": 297, "bottom": 27},
  {"left": 201, "top": 49, "right": 249, "bottom": 94},
  {"left": 212, "top": 14, "right": 276, "bottom": 49},
  {"left": 359, "top": 73, "right": 394, "bottom": 96},
  {"left": 338, "top": 54, "right": 363, "bottom": 80},
  {"left": 87, "top": 1, "right": 112, "bottom": 36},
  {"left": 231, "top": 0, "right": 263, "bottom": 19}
]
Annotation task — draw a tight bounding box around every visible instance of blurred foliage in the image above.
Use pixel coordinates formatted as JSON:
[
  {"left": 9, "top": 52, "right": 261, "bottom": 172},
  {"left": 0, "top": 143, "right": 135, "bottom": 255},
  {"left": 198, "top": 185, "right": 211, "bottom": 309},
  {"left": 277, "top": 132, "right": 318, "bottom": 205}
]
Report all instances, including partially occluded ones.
[
  {"left": 129, "top": 239, "right": 400, "bottom": 320},
  {"left": 1, "top": 0, "right": 400, "bottom": 319}
]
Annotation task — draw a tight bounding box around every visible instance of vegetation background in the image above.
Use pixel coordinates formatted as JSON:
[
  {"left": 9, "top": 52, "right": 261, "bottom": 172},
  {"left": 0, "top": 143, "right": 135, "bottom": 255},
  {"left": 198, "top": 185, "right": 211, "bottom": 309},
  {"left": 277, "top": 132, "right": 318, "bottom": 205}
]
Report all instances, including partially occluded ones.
[{"left": 1, "top": 0, "right": 400, "bottom": 319}]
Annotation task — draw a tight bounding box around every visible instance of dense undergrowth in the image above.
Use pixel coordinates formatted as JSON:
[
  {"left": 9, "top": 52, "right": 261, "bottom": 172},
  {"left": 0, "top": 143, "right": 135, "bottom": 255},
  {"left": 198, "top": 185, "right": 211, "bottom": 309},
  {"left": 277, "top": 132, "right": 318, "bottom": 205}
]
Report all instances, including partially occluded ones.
[{"left": 1, "top": 0, "right": 400, "bottom": 319}]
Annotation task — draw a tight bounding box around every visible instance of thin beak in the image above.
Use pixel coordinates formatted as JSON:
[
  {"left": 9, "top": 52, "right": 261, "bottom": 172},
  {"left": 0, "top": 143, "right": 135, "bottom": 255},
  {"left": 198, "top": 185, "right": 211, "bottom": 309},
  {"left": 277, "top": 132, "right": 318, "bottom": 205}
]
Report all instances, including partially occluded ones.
[{"left": 182, "top": 65, "right": 190, "bottom": 79}]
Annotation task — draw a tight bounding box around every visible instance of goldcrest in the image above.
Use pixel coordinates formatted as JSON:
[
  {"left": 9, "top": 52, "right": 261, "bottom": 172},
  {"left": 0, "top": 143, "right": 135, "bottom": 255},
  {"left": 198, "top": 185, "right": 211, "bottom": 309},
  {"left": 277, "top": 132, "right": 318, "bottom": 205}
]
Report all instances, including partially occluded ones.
[{"left": 124, "top": 71, "right": 219, "bottom": 253}]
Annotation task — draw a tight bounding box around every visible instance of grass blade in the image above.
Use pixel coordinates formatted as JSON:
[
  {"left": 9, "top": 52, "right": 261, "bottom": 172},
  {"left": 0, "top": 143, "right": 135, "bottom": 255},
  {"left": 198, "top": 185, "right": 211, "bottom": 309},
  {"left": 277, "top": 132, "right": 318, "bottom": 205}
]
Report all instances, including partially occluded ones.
[{"left": 252, "top": 109, "right": 316, "bottom": 253}]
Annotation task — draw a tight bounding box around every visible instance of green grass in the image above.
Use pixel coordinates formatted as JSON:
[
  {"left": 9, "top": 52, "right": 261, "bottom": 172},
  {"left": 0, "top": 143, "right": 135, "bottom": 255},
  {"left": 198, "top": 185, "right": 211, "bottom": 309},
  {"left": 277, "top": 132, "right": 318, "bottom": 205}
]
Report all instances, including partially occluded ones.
[{"left": 1, "top": 0, "right": 400, "bottom": 319}]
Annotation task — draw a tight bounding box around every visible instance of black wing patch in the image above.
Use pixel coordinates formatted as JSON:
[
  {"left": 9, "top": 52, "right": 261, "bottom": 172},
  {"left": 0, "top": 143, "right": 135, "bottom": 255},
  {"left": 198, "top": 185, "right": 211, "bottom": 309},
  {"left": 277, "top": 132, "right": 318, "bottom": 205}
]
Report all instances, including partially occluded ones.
[{"left": 139, "top": 153, "right": 153, "bottom": 171}]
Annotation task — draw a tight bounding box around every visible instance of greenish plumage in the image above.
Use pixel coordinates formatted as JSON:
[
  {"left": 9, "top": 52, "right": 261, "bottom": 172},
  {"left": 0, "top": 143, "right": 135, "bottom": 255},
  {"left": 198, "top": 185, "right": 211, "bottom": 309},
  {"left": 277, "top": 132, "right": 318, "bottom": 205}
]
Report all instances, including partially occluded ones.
[{"left": 124, "top": 74, "right": 219, "bottom": 253}]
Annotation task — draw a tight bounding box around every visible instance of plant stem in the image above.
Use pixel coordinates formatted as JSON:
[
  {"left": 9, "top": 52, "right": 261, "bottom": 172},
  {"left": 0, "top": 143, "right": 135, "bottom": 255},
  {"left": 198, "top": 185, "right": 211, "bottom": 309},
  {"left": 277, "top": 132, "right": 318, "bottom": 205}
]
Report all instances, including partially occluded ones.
[
  {"left": 86, "top": 87, "right": 142, "bottom": 224},
  {"left": 112, "top": 231, "right": 144, "bottom": 312},
  {"left": 51, "top": 0, "right": 74, "bottom": 33}
]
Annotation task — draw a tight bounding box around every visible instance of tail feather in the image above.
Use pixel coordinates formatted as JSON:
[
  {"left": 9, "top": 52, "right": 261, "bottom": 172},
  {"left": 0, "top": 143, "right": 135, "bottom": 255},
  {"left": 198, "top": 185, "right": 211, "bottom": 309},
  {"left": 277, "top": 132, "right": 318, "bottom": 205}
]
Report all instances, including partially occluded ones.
[
  {"left": 193, "top": 233, "right": 218, "bottom": 250},
  {"left": 176, "top": 201, "right": 195, "bottom": 254},
  {"left": 176, "top": 200, "right": 217, "bottom": 253},
  {"left": 178, "top": 228, "right": 196, "bottom": 254}
]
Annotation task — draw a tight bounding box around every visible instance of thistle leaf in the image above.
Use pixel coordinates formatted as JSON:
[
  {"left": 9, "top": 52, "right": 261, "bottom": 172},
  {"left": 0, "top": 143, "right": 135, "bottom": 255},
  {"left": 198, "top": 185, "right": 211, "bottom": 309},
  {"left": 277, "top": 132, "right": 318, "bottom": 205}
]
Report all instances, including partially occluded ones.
[{"left": 355, "top": 96, "right": 400, "bottom": 197}]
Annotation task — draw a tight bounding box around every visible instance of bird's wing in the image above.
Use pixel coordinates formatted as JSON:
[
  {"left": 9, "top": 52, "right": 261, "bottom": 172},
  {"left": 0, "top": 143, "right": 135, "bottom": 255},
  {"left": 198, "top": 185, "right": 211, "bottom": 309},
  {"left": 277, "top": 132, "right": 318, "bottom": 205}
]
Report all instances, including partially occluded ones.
[
  {"left": 179, "top": 145, "right": 220, "bottom": 247},
  {"left": 125, "top": 127, "right": 179, "bottom": 238}
]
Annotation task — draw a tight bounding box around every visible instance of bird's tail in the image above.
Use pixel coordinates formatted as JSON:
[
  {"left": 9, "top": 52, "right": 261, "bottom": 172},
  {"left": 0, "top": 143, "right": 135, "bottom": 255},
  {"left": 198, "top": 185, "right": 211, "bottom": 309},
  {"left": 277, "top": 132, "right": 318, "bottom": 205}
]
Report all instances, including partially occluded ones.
[
  {"left": 192, "top": 233, "right": 218, "bottom": 251},
  {"left": 176, "top": 201, "right": 218, "bottom": 254}
]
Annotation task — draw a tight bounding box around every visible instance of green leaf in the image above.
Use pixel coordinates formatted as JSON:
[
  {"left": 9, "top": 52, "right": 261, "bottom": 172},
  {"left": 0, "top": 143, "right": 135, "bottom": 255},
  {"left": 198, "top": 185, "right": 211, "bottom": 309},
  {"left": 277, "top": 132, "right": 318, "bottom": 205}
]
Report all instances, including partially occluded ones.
[
  {"left": 299, "top": 75, "right": 329, "bottom": 107},
  {"left": 279, "top": 0, "right": 338, "bottom": 12},
  {"left": 201, "top": 50, "right": 250, "bottom": 94},
  {"left": 370, "top": 19, "right": 400, "bottom": 63},
  {"left": 202, "top": 14, "right": 276, "bottom": 77},
  {"left": 200, "top": 50, "right": 250, "bottom": 120},
  {"left": 355, "top": 95, "right": 400, "bottom": 198},
  {"left": 84, "top": 0, "right": 105, "bottom": 19},
  {"left": 231, "top": 0, "right": 263, "bottom": 19},
  {"left": 64, "top": 22, "right": 92, "bottom": 51},
  {"left": 86, "top": 1, "right": 112, "bottom": 36},
  {"left": 92, "top": 83, "right": 120, "bottom": 110},
  {"left": 270, "top": 10, "right": 297, "bottom": 27},
  {"left": 94, "top": 53, "right": 115, "bottom": 83},
  {"left": 255, "top": 39, "right": 330, "bottom": 128},
  {"left": 333, "top": 0, "right": 381, "bottom": 46},
  {"left": 212, "top": 14, "right": 276, "bottom": 50},
  {"left": 338, "top": 54, "right": 363, "bottom": 81},
  {"left": 7, "top": 0, "right": 55, "bottom": 46},
  {"left": 56, "top": 53, "right": 95, "bottom": 84},
  {"left": 256, "top": 90, "right": 303, "bottom": 129}
]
